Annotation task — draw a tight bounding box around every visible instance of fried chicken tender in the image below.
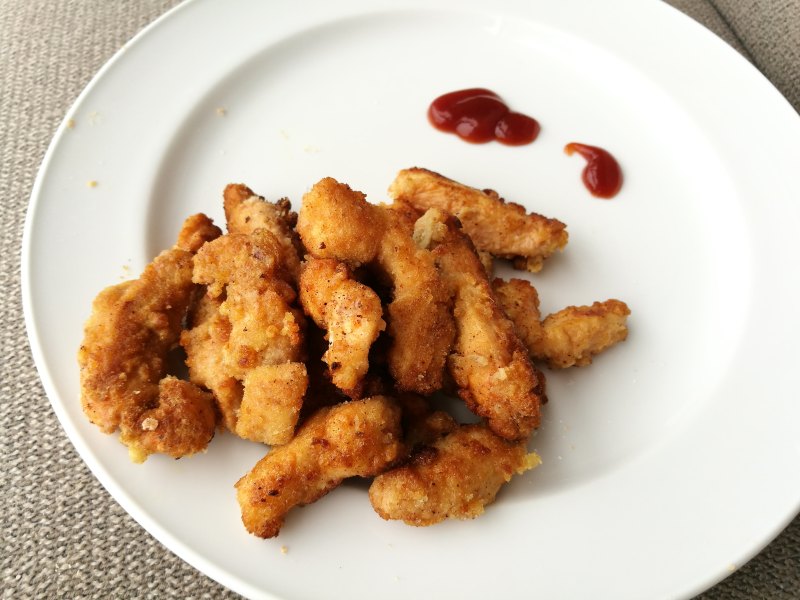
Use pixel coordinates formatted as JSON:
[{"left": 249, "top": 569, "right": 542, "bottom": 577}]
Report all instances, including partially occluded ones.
[
  {"left": 121, "top": 376, "right": 216, "bottom": 463},
  {"left": 190, "top": 229, "right": 307, "bottom": 445},
  {"left": 414, "top": 208, "right": 545, "bottom": 441},
  {"left": 223, "top": 183, "right": 303, "bottom": 281},
  {"left": 78, "top": 214, "right": 221, "bottom": 462},
  {"left": 369, "top": 423, "right": 540, "bottom": 526},
  {"left": 538, "top": 300, "right": 630, "bottom": 368},
  {"left": 236, "top": 396, "right": 404, "bottom": 538},
  {"left": 389, "top": 167, "right": 568, "bottom": 272},
  {"left": 493, "top": 278, "right": 631, "bottom": 368},
  {"left": 299, "top": 258, "right": 385, "bottom": 397},
  {"left": 296, "top": 177, "right": 455, "bottom": 395}
]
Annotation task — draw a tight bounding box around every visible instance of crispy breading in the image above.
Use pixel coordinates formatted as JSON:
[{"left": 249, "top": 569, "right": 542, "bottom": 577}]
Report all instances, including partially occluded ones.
[
  {"left": 296, "top": 177, "right": 455, "bottom": 394},
  {"left": 477, "top": 250, "right": 494, "bottom": 278},
  {"left": 176, "top": 213, "right": 225, "bottom": 253},
  {"left": 190, "top": 229, "right": 307, "bottom": 444},
  {"left": 299, "top": 324, "right": 352, "bottom": 419},
  {"left": 223, "top": 183, "right": 303, "bottom": 281},
  {"left": 415, "top": 208, "right": 545, "bottom": 441},
  {"left": 180, "top": 293, "right": 244, "bottom": 430},
  {"left": 396, "top": 393, "right": 457, "bottom": 451},
  {"left": 236, "top": 396, "right": 403, "bottom": 538},
  {"left": 237, "top": 363, "right": 308, "bottom": 445},
  {"left": 299, "top": 258, "right": 385, "bottom": 397},
  {"left": 369, "top": 423, "right": 539, "bottom": 526},
  {"left": 389, "top": 167, "right": 568, "bottom": 272},
  {"left": 491, "top": 278, "right": 544, "bottom": 351},
  {"left": 193, "top": 230, "right": 305, "bottom": 374},
  {"left": 493, "top": 278, "right": 630, "bottom": 368},
  {"left": 78, "top": 214, "right": 221, "bottom": 462}
]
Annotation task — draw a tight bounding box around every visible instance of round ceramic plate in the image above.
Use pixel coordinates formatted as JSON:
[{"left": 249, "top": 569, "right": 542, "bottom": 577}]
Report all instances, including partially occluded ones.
[{"left": 23, "top": 0, "right": 800, "bottom": 598}]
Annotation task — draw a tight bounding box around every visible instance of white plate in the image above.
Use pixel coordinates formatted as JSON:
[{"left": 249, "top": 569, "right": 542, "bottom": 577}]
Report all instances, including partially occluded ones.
[{"left": 22, "top": 0, "right": 800, "bottom": 598}]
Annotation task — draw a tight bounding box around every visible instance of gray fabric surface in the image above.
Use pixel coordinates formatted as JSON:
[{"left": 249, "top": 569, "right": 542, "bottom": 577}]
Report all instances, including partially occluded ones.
[
  {"left": 712, "top": 0, "right": 800, "bottom": 111},
  {"left": 1, "top": 1, "right": 797, "bottom": 598}
]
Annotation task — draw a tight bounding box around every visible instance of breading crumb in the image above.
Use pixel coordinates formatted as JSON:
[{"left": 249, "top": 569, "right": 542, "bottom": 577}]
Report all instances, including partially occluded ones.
[
  {"left": 280, "top": 545, "right": 288, "bottom": 555},
  {"left": 66, "top": 118, "right": 76, "bottom": 129},
  {"left": 215, "top": 107, "right": 227, "bottom": 117},
  {"left": 86, "top": 180, "right": 98, "bottom": 188},
  {"left": 141, "top": 417, "right": 159, "bottom": 431}
]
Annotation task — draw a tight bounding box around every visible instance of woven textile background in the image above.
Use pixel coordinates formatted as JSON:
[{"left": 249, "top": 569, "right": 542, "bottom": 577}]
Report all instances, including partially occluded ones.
[{"left": 2, "top": 1, "right": 798, "bottom": 598}]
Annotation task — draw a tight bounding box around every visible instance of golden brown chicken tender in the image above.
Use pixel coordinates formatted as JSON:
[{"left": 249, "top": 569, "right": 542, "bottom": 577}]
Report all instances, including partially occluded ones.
[
  {"left": 223, "top": 183, "right": 303, "bottom": 281},
  {"left": 190, "top": 229, "right": 307, "bottom": 445},
  {"left": 369, "top": 423, "right": 539, "bottom": 526},
  {"left": 414, "top": 208, "right": 546, "bottom": 441},
  {"left": 299, "top": 258, "right": 385, "bottom": 397},
  {"left": 538, "top": 300, "right": 631, "bottom": 368},
  {"left": 236, "top": 396, "right": 404, "bottom": 538},
  {"left": 296, "top": 177, "right": 455, "bottom": 395},
  {"left": 389, "top": 167, "right": 568, "bottom": 272},
  {"left": 120, "top": 376, "right": 217, "bottom": 463},
  {"left": 493, "top": 278, "right": 630, "bottom": 368},
  {"left": 78, "top": 214, "right": 221, "bottom": 462}
]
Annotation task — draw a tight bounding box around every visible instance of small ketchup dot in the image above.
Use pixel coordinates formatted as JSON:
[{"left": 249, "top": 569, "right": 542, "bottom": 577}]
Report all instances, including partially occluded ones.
[{"left": 564, "top": 142, "right": 623, "bottom": 199}]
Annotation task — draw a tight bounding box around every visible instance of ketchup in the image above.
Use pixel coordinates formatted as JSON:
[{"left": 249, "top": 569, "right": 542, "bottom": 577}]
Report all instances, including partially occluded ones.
[
  {"left": 428, "top": 88, "right": 540, "bottom": 145},
  {"left": 564, "top": 143, "right": 623, "bottom": 199}
]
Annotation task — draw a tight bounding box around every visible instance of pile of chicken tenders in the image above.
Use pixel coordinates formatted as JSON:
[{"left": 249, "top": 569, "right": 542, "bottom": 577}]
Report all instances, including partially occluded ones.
[{"left": 78, "top": 168, "right": 630, "bottom": 537}]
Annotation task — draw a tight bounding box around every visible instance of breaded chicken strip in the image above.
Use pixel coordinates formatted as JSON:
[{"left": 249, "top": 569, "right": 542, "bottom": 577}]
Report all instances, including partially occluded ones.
[
  {"left": 369, "top": 423, "right": 539, "bottom": 526},
  {"left": 236, "top": 396, "right": 403, "bottom": 538},
  {"left": 415, "top": 209, "right": 546, "bottom": 441},
  {"left": 191, "top": 229, "right": 307, "bottom": 445},
  {"left": 78, "top": 214, "right": 221, "bottom": 462},
  {"left": 223, "top": 183, "right": 303, "bottom": 282},
  {"left": 296, "top": 177, "right": 455, "bottom": 395},
  {"left": 389, "top": 167, "right": 568, "bottom": 272},
  {"left": 493, "top": 278, "right": 630, "bottom": 368},
  {"left": 121, "top": 376, "right": 216, "bottom": 463},
  {"left": 299, "top": 258, "right": 385, "bottom": 397},
  {"left": 538, "top": 300, "right": 630, "bottom": 368}
]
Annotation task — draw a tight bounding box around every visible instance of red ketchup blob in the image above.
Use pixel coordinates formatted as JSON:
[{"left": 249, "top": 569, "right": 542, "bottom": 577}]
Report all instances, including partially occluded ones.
[
  {"left": 564, "top": 142, "right": 623, "bottom": 199},
  {"left": 428, "top": 88, "right": 540, "bottom": 145}
]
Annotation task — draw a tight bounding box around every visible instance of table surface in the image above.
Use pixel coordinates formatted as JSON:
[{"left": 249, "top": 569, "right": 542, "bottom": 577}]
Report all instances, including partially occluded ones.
[{"left": 2, "top": 0, "right": 798, "bottom": 598}]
